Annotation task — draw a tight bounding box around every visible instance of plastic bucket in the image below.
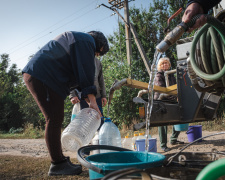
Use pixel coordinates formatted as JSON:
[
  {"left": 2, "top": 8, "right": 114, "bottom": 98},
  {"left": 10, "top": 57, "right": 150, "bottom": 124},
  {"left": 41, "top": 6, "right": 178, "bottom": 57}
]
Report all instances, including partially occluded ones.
[
  {"left": 136, "top": 138, "right": 157, "bottom": 152},
  {"left": 86, "top": 151, "right": 165, "bottom": 179},
  {"left": 186, "top": 125, "right": 202, "bottom": 142},
  {"left": 174, "top": 123, "right": 189, "bottom": 131}
]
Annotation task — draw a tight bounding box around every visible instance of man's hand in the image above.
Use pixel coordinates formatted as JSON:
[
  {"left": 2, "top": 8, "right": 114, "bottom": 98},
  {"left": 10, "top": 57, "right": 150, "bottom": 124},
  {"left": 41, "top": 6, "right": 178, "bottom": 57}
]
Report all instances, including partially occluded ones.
[
  {"left": 182, "top": 3, "right": 206, "bottom": 33},
  {"left": 101, "top": 97, "right": 107, "bottom": 107},
  {"left": 86, "top": 94, "right": 103, "bottom": 117},
  {"left": 70, "top": 96, "right": 80, "bottom": 104}
]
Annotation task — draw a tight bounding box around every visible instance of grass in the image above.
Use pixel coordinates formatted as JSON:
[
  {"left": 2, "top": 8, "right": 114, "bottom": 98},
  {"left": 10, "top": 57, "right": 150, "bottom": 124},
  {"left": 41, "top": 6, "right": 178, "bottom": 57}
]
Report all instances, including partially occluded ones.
[
  {"left": 1, "top": 117, "right": 225, "bottom": 139},
  {"left": 0, "top": 155, "right": 90, "bottom": 180},
  {"left": 0, "top": 119, "right": 225, "bottom": 179},
  {"left": 0, "top": 123, "right": 44, "bottom": 139}
]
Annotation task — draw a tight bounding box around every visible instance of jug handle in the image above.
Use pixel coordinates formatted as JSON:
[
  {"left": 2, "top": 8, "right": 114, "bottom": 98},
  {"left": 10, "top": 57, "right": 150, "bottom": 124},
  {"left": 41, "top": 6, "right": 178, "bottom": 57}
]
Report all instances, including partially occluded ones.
[
  {"left": 77, "top": 145, "right": 132, "bottom": 174},
  {"left": 186, "top": 126, "right": 194, "bottom": 134}
]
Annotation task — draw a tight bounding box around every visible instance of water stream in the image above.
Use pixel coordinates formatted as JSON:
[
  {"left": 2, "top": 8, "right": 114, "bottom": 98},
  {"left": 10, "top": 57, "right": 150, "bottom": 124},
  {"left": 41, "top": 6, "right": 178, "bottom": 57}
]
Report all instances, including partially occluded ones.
[
  {"left": 106, "top": 50, "right": 162, "bottom": 153},
  {"left": 145, "top": 51, "right": 162, "bottom": 152}
]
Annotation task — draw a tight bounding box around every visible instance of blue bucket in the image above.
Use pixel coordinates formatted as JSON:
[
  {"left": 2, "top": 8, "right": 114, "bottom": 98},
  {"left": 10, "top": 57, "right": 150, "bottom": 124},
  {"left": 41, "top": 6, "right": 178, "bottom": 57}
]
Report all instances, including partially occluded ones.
[
  {"left": 174, "top": 123, "right": 189, "bottom": 131},
  {"left": 186, "top": 125, "right": 202, "bottom": 142},
  {"left": 136, "top": 138, "right": 157, "bottom": 152},
  {"left": 86, "top": 151, "right": 165, "bottom": 179}
]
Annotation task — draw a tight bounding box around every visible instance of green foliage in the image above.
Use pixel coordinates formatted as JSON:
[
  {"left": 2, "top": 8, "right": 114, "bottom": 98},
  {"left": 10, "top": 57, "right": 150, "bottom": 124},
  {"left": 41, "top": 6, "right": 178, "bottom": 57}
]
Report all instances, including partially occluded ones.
[
  {"left": 0, "top": 54, "right": 44, "bottom": 131},
  {"left": 0, "top": 123, "right": 45, "bottom": 139},
  {"left": 22, "top": 123, "right": 44, "bottom": 139},
  {"left": 0, "top": 54, "right": 24, "bottom": 130},
  {"left": 101, "top": 0, "right": 191, "bottom": 128},
  {"left": 63, "top": 97, "right": 74, "bottom": 128},
  {"left": 0, "top": 0, "right": 224, "bottom": 133},
  {"left": 9, "top": 127, "right": 23, "bottom": 134}
]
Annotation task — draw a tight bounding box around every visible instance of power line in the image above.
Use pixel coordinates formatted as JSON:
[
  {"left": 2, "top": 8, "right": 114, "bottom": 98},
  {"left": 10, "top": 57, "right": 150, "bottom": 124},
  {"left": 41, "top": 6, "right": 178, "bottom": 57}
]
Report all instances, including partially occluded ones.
[
  {"left": 9, "top": 5, "right": 97, "bottom": 55},
  {"left": 12, "top": 13, "right": 117, "bottom": 64},
  {"left": 6, "top": 0, "right": 96, "bottom": 54},
  {"left": 80, "top": 13, "right": 116, "bottom": 32}
]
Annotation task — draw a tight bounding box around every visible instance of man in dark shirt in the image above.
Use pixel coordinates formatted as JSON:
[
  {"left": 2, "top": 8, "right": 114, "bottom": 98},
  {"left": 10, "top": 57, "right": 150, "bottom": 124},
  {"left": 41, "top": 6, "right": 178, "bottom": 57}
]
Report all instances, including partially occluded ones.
[
  {"left": 183, "top": 0, "right": 222, "bottom": 32},
  {"left": 23, "top": 31, "right": 109, "bottom": 176}
]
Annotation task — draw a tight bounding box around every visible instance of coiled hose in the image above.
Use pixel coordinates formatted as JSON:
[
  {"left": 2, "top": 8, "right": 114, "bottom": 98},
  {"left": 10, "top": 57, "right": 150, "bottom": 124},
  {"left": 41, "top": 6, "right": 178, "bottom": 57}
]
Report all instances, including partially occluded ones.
[{"left": 189, "top": 15, "right": 225, "bottom": 88}]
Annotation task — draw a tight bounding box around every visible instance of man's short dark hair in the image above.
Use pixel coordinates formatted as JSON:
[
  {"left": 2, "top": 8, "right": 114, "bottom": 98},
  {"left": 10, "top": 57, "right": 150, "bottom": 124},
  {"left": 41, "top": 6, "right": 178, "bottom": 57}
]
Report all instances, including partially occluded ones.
[{"left": 88, "top": 31, "right": 109, "bottom": 56}]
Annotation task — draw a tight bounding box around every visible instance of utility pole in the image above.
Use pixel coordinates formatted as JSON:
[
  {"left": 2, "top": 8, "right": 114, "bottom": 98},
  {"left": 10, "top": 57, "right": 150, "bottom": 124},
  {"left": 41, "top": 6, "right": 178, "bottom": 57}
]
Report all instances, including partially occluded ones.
[
  {"left": 101, "top": 1, "right": 151, "bottom": 76},
  {"left": 108, "top": 0, "right": 132, "bottom": 66},
  {"left": 124, "top": 0, "right": 132, "bottom": 66}
]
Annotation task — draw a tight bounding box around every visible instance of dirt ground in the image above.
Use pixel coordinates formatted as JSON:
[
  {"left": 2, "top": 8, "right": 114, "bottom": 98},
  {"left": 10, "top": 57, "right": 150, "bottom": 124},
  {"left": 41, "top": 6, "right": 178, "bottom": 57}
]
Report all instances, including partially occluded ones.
[{"left": 1, "top": 130, "right": 225, "bottom": 158}]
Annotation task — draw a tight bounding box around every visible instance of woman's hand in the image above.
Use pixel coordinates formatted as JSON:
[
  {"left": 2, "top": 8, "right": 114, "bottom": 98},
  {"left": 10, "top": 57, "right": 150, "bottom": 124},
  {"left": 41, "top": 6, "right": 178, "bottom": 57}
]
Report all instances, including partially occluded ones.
[
  {"left": 182, "top": 3, "right": 206, "bottom": 33},
  {"left": 101, "top": 97, "right": 107, "bottom": 107},
  {"left": 70, "top": 96, "right": 80, "bottom": 104},
  {"left": 86, "top": 94, "right": 102, "bottom": 117}
]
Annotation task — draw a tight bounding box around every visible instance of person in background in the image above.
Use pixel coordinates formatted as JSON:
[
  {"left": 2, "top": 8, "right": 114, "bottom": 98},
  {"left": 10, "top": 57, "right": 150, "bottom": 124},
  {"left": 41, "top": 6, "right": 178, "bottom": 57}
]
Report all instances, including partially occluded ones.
[
  {"left": 22, "top": 31, "right": 109, "bottom": 176},
  {"left": 182, "top": 0, "right": 222, "bottom": 32},
  {"left": 69, "top": 57, "right": 107, "bottom": 130},
  {"left": 154, "top": 57, "right": 184, "bottom": 152}
]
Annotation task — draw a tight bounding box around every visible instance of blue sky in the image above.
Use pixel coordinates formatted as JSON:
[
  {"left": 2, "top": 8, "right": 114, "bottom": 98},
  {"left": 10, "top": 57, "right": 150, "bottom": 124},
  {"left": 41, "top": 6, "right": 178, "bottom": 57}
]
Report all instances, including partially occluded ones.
[{"left": 0, "top": 0, "right": 152, "bottom": 70}]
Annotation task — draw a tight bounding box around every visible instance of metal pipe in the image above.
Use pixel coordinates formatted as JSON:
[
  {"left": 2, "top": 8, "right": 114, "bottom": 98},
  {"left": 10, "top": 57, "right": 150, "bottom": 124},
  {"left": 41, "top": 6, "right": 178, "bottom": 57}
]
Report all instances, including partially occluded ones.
[
  {"left": 158, "top": 93, "right": 170, "bottom": 100},
  {"left": 108, "top": 79, "right": 127, "bottom": 105},
  {"left": 137, "top": 89, "right": 148, "bottom": 98},
  {"left": 164, "top": 69, "right": 177, "bottom": 87}
]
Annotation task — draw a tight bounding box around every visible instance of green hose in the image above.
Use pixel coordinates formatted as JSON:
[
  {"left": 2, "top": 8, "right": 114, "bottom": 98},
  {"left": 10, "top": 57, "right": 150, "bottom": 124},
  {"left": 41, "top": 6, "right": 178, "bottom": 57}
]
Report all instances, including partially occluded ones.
[
  {"left": 190, "top": 15, "right": 225, "bottom": 82},
  {"left": 196, "top": 158, "right": 225, "bottom": 180}
]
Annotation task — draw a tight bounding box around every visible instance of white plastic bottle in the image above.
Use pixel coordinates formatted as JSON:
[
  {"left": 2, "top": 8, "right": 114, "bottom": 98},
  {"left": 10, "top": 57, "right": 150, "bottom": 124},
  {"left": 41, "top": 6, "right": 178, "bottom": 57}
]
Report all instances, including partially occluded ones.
[
  {"left": 99, "top": 118, "right": 122, "bottom": 153},
  {"left": 71, "top": 102, "right": 80, "bottom": 121},
  {"left": 122, "top": 136, "right": 132, "bottom": 150},
  {"left": 132, "top": 133, "right": 138, "bottom": 151},
  {"left": 61, "top": 108, "right": 101, "bottom": 152},
  {"left": 91, "top": 131, "right": 100, "bottom": 154}
]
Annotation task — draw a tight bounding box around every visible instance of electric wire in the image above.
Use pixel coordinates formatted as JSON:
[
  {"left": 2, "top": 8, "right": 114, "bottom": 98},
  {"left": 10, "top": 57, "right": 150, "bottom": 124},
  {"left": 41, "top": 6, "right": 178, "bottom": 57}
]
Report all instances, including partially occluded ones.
[
  {"left": 13, "top": 13, "right": 116, "bottom": 64},
  {"left": 5, "top": 0, "right": 96, "bottom": 54},
  {"left": 9, "top": 5, "right": 97, "bottom": 55},
  {"left": 79, "top": 13, "right": 115, "bottom": 32}
]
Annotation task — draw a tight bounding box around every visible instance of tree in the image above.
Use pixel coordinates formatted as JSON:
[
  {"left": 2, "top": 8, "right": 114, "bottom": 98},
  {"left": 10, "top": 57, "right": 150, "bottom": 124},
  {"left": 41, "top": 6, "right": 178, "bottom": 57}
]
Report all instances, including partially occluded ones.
[
  {"left": 101, "top": 0, "right": 189, "bottom": 128},
  {"left": 0, "top": 54, "right": 44, "bottom": 131},
  {"left": 0, "top": 54, "right": 24, "bottom": 131}
]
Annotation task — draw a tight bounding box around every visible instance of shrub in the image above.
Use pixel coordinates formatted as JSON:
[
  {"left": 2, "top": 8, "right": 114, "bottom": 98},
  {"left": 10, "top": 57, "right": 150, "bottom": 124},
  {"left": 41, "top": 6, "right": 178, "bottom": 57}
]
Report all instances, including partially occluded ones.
[
  {"left": 23, "top": 123, "right": 44, "bottom": 139},
  {"left": 9, "top": 127, "right": 23, "bottom": 134}
]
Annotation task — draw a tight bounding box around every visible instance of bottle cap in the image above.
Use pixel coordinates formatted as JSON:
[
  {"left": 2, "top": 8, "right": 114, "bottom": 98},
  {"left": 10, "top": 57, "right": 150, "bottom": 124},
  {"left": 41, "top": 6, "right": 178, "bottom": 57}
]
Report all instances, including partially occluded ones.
[
  {"left": 134, "top": 134, "right": 138, "bottom": 136},
  {"left": 125, "top": 136, "right": 129, "bottom": 138},
  {"left": 139, "top": 133, "right": 144, "bottom": 136},
  {"left": 104, "top": 117, "right": 111, "bottom": 122}
]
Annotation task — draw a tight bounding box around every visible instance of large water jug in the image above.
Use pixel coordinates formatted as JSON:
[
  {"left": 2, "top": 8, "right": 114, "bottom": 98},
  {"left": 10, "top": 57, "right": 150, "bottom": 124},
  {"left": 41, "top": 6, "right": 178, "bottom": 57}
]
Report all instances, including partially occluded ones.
[
  {"left": 122, "top": 136, "right": 132, "bottom": 150},
  {"left": 91, "top": 131, "right": 100, "bottom": 154},
  {"left": 99, "top": 118, "right": 121, "bottom": 153},
  {"left": 131, "top": 133, "right": 138, "bottom": 150},
  {"left": 136, "top": 132, "right": 146, "bottom": 140},
  {"left": 61, "top": 108, "right": 101, "bottom": 152},
  {"left": 71, "top": 102, "right": 80, "bottom": 121}
]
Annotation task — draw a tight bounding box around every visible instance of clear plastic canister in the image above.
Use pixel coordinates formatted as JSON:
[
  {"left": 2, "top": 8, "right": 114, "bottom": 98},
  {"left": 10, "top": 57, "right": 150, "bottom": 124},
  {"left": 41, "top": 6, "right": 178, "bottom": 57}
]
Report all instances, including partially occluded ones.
[
  {"left": 99, "top": 118, "right": 121, "bottom": 153},
  {"left": 122, "top": 136, "right": 132, "bottom": 150},
  {"left": 71, "top": 102, "right": 81, "bottom": 121},
  {"left": 132, "top": 133, "right": 138, "bottom": 150},
  {"left": 61, "top": 108, "right": 101, "bottom": 152}
]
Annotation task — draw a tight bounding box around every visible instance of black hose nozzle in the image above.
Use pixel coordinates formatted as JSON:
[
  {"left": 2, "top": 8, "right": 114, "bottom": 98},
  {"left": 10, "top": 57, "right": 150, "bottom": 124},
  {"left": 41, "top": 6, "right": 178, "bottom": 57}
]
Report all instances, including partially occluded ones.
[{"left": 156, "top": 14, "right": 206, "bottom": 53}]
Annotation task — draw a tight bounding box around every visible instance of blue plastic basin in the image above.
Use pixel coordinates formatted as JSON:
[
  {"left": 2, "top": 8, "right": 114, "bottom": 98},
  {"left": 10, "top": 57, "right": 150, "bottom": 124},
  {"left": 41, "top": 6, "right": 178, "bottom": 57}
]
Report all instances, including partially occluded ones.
[
  {"left": 174, "top": 123, "right": 189, "bottom": 131},
  {"left": 86, "top": 151, "right": 165, "bottom": 179}
]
